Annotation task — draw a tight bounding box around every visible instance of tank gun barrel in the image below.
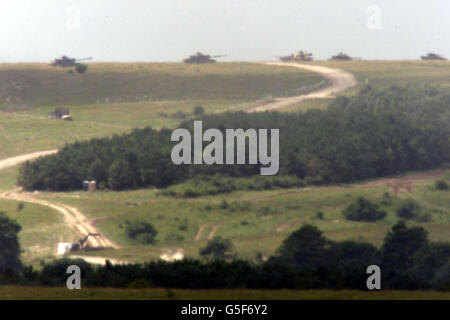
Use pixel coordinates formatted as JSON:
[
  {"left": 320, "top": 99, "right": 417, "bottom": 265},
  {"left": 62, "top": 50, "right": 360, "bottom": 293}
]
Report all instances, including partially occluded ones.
[{"left": 75, "top": 57, "right": 93, "bottom": 62}]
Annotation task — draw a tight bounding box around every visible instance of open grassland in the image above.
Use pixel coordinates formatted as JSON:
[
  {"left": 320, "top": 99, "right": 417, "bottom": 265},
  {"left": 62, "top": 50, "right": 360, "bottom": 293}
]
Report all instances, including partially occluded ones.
[
  {"left": 0, "top": 62, "right": 321, "bottom": 159},
  {"left": 0, "top": 112, "right": 131, "bottom": 159},
  {"left": 0, "top": 199, "right": 77, "bottom": 266},
  {"left": 311, "top": 60, "right": 450, "bottom": 89},
  {"left": 279, "top": 60, "right": 450, "bottom": 112},
  {"left": 0, "top": 62, "right": 321, "bottom": 109},
  {"left": 24, "top": 168, "right": 449, "bottom": 265},
  {"left": 0, "top": 286, "right": 448, "bottom": 300}
]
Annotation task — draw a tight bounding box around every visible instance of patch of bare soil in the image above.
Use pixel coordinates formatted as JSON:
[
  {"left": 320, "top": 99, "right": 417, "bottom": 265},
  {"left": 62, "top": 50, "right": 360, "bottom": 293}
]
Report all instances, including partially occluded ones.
[{"left": 248, "top": 62, "right": 357, "bottom": 112}]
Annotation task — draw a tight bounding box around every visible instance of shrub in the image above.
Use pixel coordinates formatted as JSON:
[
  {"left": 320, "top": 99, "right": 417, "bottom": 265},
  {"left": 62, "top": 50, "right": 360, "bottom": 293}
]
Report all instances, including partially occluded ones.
[
  {"left": 396, "top": 198, "right": 421, "bottom": 220},
  {"left": 75, "top": 63, "right": 88, "bottom": 74},
  {"left": 193, "top": 105, "right": 205, "bottom": 116},
  {"left": 342, "top": 197, "right": 387, "bottom": 222},
  {"left": 434, "top": 180, "right": 449, "bottom": 190},
  {"left": 315, "top": 211, "right": 324, "bottom": 220},
  {"left": 415, "top": 213, "right": 432, "bottom": 223},
  {"left": 199, "top": 237, "right": 233, "bottom": 259},
  {"left": 125, "top": 220, "right": 157, "bottom": 244}
]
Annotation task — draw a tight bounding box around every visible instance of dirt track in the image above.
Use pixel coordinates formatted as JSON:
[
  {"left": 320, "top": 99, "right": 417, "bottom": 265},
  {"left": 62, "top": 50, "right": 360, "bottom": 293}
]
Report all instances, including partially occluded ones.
[
  {"left": 249, "top": 62, "right": 357, "bottom": 112},
  {"left": 0, "top": 150, "right": 118, "bottom": 250},
  {"left": 0, "top": 150, "right": 58, "bottom": 170}
]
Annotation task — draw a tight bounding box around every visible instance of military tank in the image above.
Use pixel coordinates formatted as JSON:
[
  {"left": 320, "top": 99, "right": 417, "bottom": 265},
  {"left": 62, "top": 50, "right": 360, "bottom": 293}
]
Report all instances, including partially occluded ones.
[
  {"left": 50, "top": 56, "right": 92, "bottom": 67},
  {"left": 278, "top": 51, "right": 313, "bottom": 62},
  {"left": 182, "top": 52, "right": 226, "bottom": 64},
  {"left": 421, "top": 53, "right": 447, "bottom": 61},
  {"left": 330, "top": 52, "right": 354, "bottom": 60}
]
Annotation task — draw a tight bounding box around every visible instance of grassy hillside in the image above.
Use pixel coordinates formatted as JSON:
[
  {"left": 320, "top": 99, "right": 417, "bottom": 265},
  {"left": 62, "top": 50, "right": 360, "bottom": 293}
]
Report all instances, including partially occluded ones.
[
  {"left": 279, "top": 60, "right": 450, "bottom": 112},
  {"left": 0, "top": 286, "right": 448, "bottom": 300},
  {"left": 313, "top": 60, "right": 450, "bottom": 89},
  {"left": 0, "top": 62, "right": 321, "bottom": 159},
  {"left": 0, "top": 62, "right": 321, "bottom": 109}
]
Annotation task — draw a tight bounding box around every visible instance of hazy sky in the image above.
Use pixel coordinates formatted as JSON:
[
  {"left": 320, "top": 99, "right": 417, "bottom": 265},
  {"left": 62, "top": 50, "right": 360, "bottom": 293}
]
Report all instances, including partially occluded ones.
[{"left": 0, "top": 0, "right": 449, "bottom": 62}]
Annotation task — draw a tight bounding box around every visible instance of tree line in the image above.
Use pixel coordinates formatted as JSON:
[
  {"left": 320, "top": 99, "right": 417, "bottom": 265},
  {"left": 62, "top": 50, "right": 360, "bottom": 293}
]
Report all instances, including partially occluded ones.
[
  {"left": 18, "top": 86, "right": 450, "bottom": 191},
  {"left": 1, "top": 219, "right": 449, "bottom": 290}
]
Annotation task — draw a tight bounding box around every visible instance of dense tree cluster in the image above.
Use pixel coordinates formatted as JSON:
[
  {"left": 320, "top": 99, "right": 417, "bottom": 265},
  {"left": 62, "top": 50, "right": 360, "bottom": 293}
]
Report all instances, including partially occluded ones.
[
  {"left": 18, "top": 86, "right": 450, "bottom": 191},
  {"left": 2, "top": 222, "right": 449, "bottom": 290},
  {"left": 0, "top": 213, "right": 22, "bottom": 272},
  {"left": 342, "top": 197, "right": 387, "bottom": 222}
]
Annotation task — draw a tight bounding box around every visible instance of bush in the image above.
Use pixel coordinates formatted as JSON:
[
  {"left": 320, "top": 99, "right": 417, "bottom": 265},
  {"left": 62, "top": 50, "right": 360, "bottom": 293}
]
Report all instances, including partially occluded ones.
[
  {"left": 125, "top": 220, "right": 158, "bottom": 244},
  {"left": 342, "top": 197, "right": 387, "bottom": 222},
  {"left": 199, "top": 237, "right": 233, "bottom": 259},
  {"left": 75, "top": 63, "right": 88, "bottom": 74},
  {"left": 435, "top": 180, "right": 449, "bottom": 190},
  {"left": 193, "top": 105, "right": 205, "bottom": 116},
  {"left": 396, "top": 198, "right": 421, "bottom": 220}
]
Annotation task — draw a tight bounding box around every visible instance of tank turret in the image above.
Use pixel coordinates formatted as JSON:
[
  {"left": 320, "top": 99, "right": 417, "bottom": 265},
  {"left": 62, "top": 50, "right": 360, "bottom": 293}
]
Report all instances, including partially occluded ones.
[
  {"left": 330, "top": 52, "right": 353, "bottom": 60},
  {"left": 278, "top": 51, "right": 313, "bottom": 62},
  {"left": 421, "top": 53, "right": 447, "bottom": 61},
  {"left": 50, "top": 56, "right": 92, "bottom": 67},
  {"left": 182, "top": 52, "right": 226, "bottom": 64}
]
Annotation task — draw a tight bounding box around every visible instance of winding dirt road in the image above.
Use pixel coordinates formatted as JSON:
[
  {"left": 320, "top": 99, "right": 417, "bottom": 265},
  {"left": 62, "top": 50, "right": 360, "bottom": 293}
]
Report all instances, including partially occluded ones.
[
  {"left": 249, "top": 62, "right": 357, "bottom": 112},
  {"left": 0, "top": 150, "right": 58, "bottom": 170},
  {"left": 0, "top": 150, "right": 118, "bottom": 249}
]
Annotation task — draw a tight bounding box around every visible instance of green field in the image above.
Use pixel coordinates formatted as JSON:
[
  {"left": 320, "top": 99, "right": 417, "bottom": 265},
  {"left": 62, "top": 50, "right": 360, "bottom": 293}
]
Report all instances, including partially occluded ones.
[
  {"left": 0, "top": 199, "right": 77, "bottom": 266},
  {"left": 0, "top": 62, "right": 322, "bottom": 159},
  {"left": 24, "top": 168, "right": 449, "bottom": 264},
  {"left": 0, "top": 62, "right": 322, "bottom": 108},
  {"left": 0, "top": 286, "right": 448, "bottom": 300}
]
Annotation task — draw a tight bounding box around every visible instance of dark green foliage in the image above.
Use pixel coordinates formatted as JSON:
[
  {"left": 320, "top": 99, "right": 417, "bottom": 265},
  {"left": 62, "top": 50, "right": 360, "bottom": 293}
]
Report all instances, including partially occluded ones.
[
  {"left": 275, "top": 225, "right": 330, "bottom": 268},
  {"left": 75, "top": 63, "right": 87, "bottom": 74},
  {"left": 18, "top": 87, "right": 450, "bottom": 191},
  {"left": 193, "top": 105, "right": 205, "bottom": 116},
  {"left": 38, "top": 258, "right": 94, "bottom": 286},
  {"left": 0, "top": 212, "right": 22, "bottom": 271},
  {"left": 396, "top": 198, "right": 421, "bottom": 219},
  {"left": 342, "top": 197, "right": 387, "bottom": 222},
  {"left": 128, "top": 278, "right": 153, "bottom": 288},
  {"left": 125, "top": 220, "right": 158, "bottom": 245},
  {"left": 434, "top": 179, "right": 449, "bottom": 190},
  {"left": 396, "top": 198, "right": 431, "bottom": 222},
  {"left": 161, "top": 175, "right": 304, "bottom": 197},
  {"left": 381, "top": 221, "right": 428, "bottom": 278},
  {"left": 199, "top": 237, "right": 234, "bottom": 259},
  {"left": 410, "top": 243, "right": 450, "bottom": 288},
  {"left": 3, "top": 222, "right": 449, "bottom": 290}
]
